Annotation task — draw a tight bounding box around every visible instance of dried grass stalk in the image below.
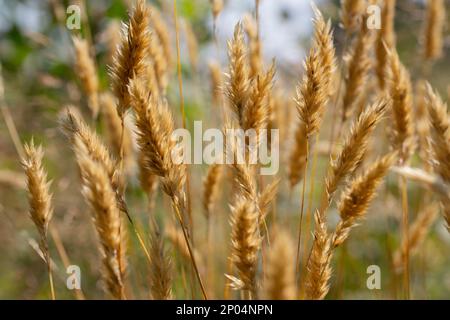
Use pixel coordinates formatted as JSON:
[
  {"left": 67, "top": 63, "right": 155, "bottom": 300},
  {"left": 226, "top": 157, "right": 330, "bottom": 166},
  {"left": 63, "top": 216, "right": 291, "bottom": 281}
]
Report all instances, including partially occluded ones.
[
  {"left": 375, "top": 0, "right": 396, "bottom": 90},
  {"left": 340, "top": 0, "right": 366, "bottom": 33},
  {"left": 342, "top": 19, "right": 373, "bottom": 121},
  {"left": 100, "top": 92, "right": 133, "bottom": 172},
  {"left": 73, "top": 36, "right": 99, "bottom": 118},
  {"left": 334, "top": 153, "right": 397, "bottom": 247},
  {"left": 326, "top": 98, "right": 389, "bottom": 201},
  {"left": 22, "top": 141, "right": 55, "bottom": 299},
  {"left": 262, "top": 230, "right": 296, "bottom": 300},
  {"left": 203, "top": 163, "right": 223, "bottom": 219},
  {"left": 226, "top": 23, "right": 250, "bottom": 126},
  {"left": 243, "top": 14, "right": 262, "bottom": 79},
  {"left": 421, "top": 0, "right": 446, "bottom": 61},
  {"left": 110, "top": 0, "right": 150, "bottom": 116},
  {"left": 78, "top": 155, "right": 126, "bottom": 299},
  {"left": 242, "top": 62, "right": 275, "bottom": 133},
  {"left": 149, "top": 223, "right": 173, "bottom": 300},
  {"left": 393, "top": 203, "right": 439, "bottom": 270},
  {"left": 388, "top": 49, "right": 415, "bottom": 164},
  {"left": 230, "top": 199, "right": 261, "bottom": 298},
  {"left": 304, "top": 210, "right": 332, "bottom": 300}
]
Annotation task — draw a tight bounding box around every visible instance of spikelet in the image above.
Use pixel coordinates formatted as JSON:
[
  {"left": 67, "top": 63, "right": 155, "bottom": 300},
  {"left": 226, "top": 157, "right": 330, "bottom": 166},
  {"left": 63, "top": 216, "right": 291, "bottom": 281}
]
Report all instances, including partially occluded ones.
[
  {"left": 100, "top": 92, "right": 134, "bottom": 173},
  {"left": 304, "top": 210, "right": 332, "bottom": 300},
  {"left": 326, "top": 98, "right": 388, "bottom": 200},
  {"left": 262, "top": 230, "right": 296, "bottom": 300},
  {"left": 421, "top": 0, "right": 446, "bottom": 61},
  {"left": 342, "top": 18, "right": 373, "bottom": 121},
  {"left": 210, "top": 0, "right": 223, "bottom": 21},
  {"left": 149, "top": 4, "right": 172, "bottom": 65},
  {"left": 209, "top": 61, "right": 224, "bottom": 107},
  {"left": 388, "top": 49, "right": 415, "bottom": 164},
  {"left": 61, "top": 108, "right": 116, "bottom": 181},
  {"left": 128, "top": 77, "right": 185, "bottom": 197},
  {"left": 425, "top": 83, "right": 450, "bottom": 183},
  {"left": 78, "top": 155, "right": 126, "bottom": 299},
  {"left": 72, "top": 36, "right": 99, "bottom": 118},
  {"left": 138, "top": 152, "right": 159, "bottom": 200},
  {"left": 226, "top": 23, "right": 250, "bottom": 126},
  {"left": 288, "top": 121, "right": 308, "bottom": 187},
  {"left": 144, "top": 59, "right": 161, "bottom": 101},
  {"left": 258, "top": 178, "right": 280, "bottom": 225},
  {"left": 148, "top": 32, "right": 168, "bottom": 95},
  {"left": 375, "top": 0, "right": 396, "bottom": 90},
  {"left": 110, "top": 0, "right": 150, "bottom": 116},
  {"left": 230, "top": 199, "right": 261, "bottom": 298},
  {"left": 393, "top": 203, "right": 439, "bottom": 271},
  {"left": 340, "top": 0, "right": 366, "bottom": 33},
  {"left": 202, "top": 164, "right": 223, "bottom": 219},
  {"left": 22, "top": 141, "right": 53, "bottom": 241},
  {"left": 105, "top": 20, "right": 122, "bottom": 64},
  {"left": 312, "top": 4, "right": 336, "bottom": 95},
  {"left": 182, "top": 19, "right": 199, "bottom": 71},
  {"left": 242, "top": 62, "right": 275, "bottom": 133},
  {"left": 243, "top": 14, "right": 262, "bottom": 79},
  {"left": 333, "top": 153, "right": 397, "bottom": 247},
  {"left": 295, "top": 48, "right": 327, "bottom": 137},
  {"left": 149, "top": 223, "right": 173, "bottom": 300},
  {"left": 414, "top": 80, "right": 431, "bottom": 169},
  {"left": 165, "top": 224, "right": 202, "bottom": 265}
]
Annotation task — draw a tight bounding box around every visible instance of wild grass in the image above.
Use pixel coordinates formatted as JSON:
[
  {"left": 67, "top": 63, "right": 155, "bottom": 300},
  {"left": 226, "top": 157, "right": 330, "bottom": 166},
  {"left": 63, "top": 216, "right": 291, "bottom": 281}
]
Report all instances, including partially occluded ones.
[{"left": 0, "top": 0, "right": 448, "bottom": 300}]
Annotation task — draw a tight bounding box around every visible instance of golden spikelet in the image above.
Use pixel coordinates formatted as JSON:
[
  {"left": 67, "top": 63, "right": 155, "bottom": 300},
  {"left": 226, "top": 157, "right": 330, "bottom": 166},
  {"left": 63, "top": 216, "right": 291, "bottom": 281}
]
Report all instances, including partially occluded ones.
[
  {"left": 202, "top": 164, "right": 223, "bottom": 219},
  {"left": 388, "top": 49, "right": 415, "bottom": 164},
  {"left": 312, "top": 4, "right": 336, "bottom": 95},
  {"left": 242, "top": 62, "right": 275, "bottom": 133},
  {"left": 415, "top": 80, "right": 431, "bottom": 169},
  {"left": 229, "top": 199, "right": 261, "bottom": 298},
  {"left": 295, "top": 48, "right": 328, "bottom": 137},
  {"left": 128, "top": 77, "right": 185, "bottom": 196},
  {"left": 22, "top": 141, "right": 55, "bottom": 300},
  {"left": 258, "top": 178, "right": 280, "bottom": 225},
  {"left": 226, "top": 23, "right": 250, "bottom": 126},
  {"left": 110, "top": 0, "right": 150, "bottom": 116},
  {"left": 340, "top": 0, "right": 366, "bottom": 33},
  {"left": 326, "top": 98, "right": 389, "bottom": 199},
  {"left": 304, "top": 210, "right": 332, "bottom": 300},
  {"left": 138, "top": 152, "right": 159, "bottom": 200},
  {"left": 100, "top": 92, "right": 134, "bottom": 172},
  {"left": 243, "top": 14, "right": 262, "bottom": 79},
  {"left": 333, "top": 153, "right": 397, "bottom": 247},
  {"left": 61, "top": 108, "right": 116, "bottom": 181},
  {"left": 149, "top": 223, "right": 173, "bottom": 300},
  {"left": 288, "top": 121, "right": 308, "bottom": 187},
  {"left": 105, "top": 20, "right": 122, "bottom": 64},
  {"left": 72, "top": 36, "right": 99, "bottom": 118},
  {"left": 149, "top": 32, "right": 169, "bottom": 94},
  {"left": 375, "top": 0, "right": 396, "bottom": 90},
  {"left": 22, "top": 141, "right": 53, "bottom": 240},
  {"left": 421, "top": 0, "right": 446, "bottom": 61},
  {"left": 393, "top": 203, "right": 439, "bottom": 271},
  {"left": 149, "top": 4, "right": 172, "bottom": 65},
  {"left": 262, "top": 230, "right": 296, "bottom": 300},
  {"left": 77, "top": 155, "right": 126, "bottom": 299},
  {"left": 182, "top": 19, "right": 199, "bottom": 71},
  {"left": 342, "top": 19, "right": 373, "bottom": 121},
  {"left": 210, "top": 0, "right": 223, "bottom": 21},
  {"left": 425, "top": 83, "right": 450, "bottom": 183},
  {"left": 208, "top": 61, "right": 224, "bottom": 107},
  {"left": 165, "top": 224, "right": 202, "bottom": 265}
]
